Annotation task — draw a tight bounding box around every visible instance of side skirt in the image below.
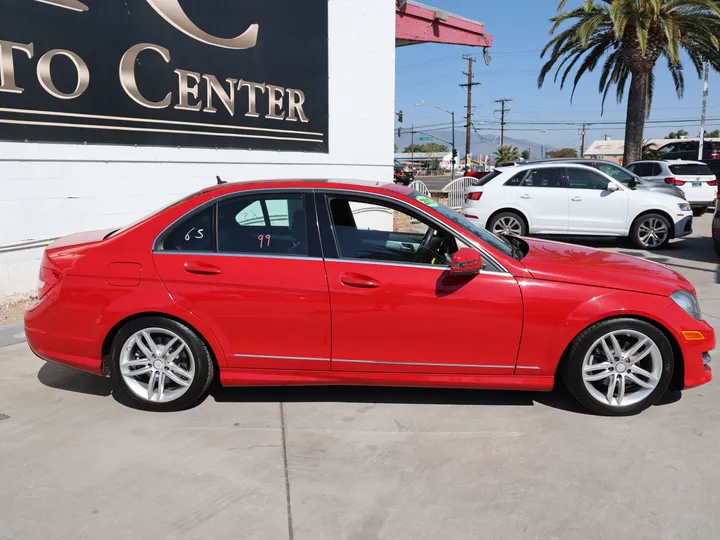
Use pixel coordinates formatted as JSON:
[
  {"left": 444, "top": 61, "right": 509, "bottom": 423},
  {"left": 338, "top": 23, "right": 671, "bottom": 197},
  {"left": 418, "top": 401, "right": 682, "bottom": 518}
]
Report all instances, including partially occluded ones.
[{"left": 219, "top": 368, "right": 555, "bottom": 391}]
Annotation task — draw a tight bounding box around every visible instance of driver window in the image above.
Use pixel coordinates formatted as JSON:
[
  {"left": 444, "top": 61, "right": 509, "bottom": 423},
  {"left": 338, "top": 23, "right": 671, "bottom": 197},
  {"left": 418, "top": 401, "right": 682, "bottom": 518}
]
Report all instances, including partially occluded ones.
[{"left": 327, "top": 196, "right": 462, "bottom": 266}]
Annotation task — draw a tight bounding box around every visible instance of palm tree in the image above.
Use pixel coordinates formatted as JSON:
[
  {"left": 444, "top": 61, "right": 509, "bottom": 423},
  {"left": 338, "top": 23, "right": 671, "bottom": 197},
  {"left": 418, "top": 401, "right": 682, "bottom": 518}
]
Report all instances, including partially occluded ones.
[
  {"left": 642, "top": 140, "right": 663, "bottom": 160},
  {"left": 538, "top": 0, "right": 720, "bottom": 164},
  {"left": 494, "top": 145, "right": 521, "bottom": 164}
]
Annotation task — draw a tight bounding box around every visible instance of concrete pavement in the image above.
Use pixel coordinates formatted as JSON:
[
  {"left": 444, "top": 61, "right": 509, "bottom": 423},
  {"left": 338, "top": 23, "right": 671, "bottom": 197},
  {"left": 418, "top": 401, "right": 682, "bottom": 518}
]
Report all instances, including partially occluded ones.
[{"left": 0, "top": 214, "right": 718, "bottom": 540}]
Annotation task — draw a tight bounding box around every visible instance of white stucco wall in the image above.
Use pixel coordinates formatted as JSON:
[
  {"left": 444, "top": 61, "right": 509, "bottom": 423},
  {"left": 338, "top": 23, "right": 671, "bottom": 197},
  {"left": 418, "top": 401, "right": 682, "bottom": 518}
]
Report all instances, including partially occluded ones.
[{"left": 0, "top": 0, "right": 396, "bottom": 299}]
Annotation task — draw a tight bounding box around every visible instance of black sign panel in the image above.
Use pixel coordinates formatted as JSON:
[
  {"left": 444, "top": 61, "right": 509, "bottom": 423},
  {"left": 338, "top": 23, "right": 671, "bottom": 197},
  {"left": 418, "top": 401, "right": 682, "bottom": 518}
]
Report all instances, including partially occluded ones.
[{"left": 0, "top": 0, "right": 328, "bottom": 152}]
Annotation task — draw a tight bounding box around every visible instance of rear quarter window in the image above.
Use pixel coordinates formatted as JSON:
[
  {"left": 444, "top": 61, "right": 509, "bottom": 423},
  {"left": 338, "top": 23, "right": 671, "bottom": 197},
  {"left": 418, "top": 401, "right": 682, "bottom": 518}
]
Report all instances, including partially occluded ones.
[{"left": 669, "top": 164, "right": 714, "bottom": 176}]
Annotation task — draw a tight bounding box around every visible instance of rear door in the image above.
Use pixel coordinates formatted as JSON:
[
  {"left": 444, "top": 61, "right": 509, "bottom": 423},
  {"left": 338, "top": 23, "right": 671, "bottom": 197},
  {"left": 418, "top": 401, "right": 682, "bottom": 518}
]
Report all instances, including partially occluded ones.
[
  {"left": 514, "top": 167, "right": 569, "bottom": 234},
  {"left": 152, "top": 190, "right": 332, "bottom": 370},
  {"left": 566, "top": 167, "right": 628, "bottom": 234}
]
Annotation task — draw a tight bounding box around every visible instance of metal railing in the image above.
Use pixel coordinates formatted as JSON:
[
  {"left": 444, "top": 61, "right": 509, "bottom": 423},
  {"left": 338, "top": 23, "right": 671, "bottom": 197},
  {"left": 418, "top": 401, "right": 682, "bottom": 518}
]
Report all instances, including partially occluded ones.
[
  {"left": 442, "top": 177, "right": 475, "bottom": 210},
  {"left": 408, "top": 179, "right": 430, "bottom": 196}
]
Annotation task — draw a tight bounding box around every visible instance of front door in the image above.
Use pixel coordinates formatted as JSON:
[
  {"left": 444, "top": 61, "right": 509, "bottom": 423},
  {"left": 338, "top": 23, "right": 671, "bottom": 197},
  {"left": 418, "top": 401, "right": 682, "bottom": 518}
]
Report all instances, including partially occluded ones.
[
  {"left": 566, "top": 167, "right": 628, "bottom": 234},
  {"left": 514, "top": 167, "right": 569, "bottom": 234},
  {"left": 317, "top": 192, "right": 523, "bottom": 375},
  {"left": 152, "top": 191, "right": 331, "bottom": 370}
]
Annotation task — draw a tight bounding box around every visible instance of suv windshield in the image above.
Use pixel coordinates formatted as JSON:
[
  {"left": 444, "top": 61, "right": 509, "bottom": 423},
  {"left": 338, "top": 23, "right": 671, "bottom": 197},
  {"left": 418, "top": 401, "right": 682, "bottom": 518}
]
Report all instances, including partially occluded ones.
[
  {"left": 409, "top": 190, "right": 519, "bottom": 259},
  {"left": 669, "top": 163, "right": 714, "bottom": 176}
]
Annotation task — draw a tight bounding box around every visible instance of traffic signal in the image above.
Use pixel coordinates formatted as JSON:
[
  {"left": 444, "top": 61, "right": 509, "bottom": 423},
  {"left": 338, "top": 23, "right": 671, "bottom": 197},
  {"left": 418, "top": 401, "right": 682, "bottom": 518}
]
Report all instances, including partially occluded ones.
[
  {"left": 452, "top": 148, "right": 458, "bottom": 158},
  {"left": 397, "top": 127, "right": 403, "bottom": 137},
  {"left": 398, "top": 110, "right": 404, "bottom": 123}
]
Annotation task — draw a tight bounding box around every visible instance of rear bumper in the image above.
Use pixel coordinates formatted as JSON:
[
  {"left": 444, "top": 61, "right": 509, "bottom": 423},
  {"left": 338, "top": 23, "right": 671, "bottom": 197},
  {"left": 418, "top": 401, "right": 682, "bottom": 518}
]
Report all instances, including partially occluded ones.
[{"left": 24, "top": 296, "right": 104, "bottom": 376}]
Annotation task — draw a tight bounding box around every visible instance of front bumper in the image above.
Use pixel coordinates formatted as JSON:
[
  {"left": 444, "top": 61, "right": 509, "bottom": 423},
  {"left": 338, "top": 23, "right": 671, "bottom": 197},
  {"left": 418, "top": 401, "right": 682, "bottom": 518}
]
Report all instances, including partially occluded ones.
[{"left": 674, "top": 215, "right": 693, "bottom": 238}]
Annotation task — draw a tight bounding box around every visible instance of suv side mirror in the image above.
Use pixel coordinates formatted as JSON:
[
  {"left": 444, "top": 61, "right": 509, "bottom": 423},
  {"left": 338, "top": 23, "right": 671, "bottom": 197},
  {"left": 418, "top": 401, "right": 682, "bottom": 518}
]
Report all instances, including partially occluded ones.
[
  {"left": 607, "top": 182, "right": 620, "bottom": 192},
  {"left": 450, "top": 248, "right": 482, "bottom": 277}
]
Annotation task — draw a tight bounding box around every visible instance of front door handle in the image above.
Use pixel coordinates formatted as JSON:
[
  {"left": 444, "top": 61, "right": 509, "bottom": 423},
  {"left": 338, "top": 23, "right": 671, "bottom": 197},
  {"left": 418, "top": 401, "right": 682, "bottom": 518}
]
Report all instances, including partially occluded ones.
[
  {"left": 340, "top": 272, "right": 380, "bottom": 289},
  {"left": 520, "top": 194, "right": 531, "bottom": 199},
  {"left": 570, "top": 196, "right": 583, "bottom": 202},
  {"left": 184, "top": 261, "right": 222, "bottom": 275}
]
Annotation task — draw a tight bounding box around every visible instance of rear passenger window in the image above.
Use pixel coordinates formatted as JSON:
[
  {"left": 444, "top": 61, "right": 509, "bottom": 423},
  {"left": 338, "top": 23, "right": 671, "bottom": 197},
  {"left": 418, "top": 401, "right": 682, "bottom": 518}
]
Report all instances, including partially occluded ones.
[
  {"left": 218, "top": 195, "right": 307, "bottom": 256},
  {"left": 504, "top": 171, "right": 527, "bottom": 186},
  {"left": 522, "top": 168, "right": 566, "bottom": 188},
  {"left": 161, "top": 206, "right": 215, "bottom": 252}
]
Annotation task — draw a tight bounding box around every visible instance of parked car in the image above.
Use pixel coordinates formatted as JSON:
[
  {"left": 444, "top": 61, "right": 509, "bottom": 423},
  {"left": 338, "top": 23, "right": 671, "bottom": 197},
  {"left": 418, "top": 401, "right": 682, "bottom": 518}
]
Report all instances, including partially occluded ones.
[
  {"left": 461, "top": 163, "right": 694, "bottom": 249},
  {"left": 625, "top": 160, "right": 718, "bottom": 216},
  {"left": 500, "top": 158, "right": 685, "bottom": 199},
  {"left": 656, "top": 139, "right": 720, "bottom": 161},
  {"left": 24, "top": 180, "right": 713, "bottom": 416},
  {"left": 393, "top": 159, "right": 414, "bottom": 185}
]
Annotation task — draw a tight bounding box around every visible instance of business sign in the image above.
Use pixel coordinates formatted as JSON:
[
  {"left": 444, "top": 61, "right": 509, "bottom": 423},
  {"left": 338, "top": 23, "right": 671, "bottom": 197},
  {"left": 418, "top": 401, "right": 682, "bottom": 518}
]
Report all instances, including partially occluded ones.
[{"left": 0, "top": 0, "right": 329, "bottom": 152}]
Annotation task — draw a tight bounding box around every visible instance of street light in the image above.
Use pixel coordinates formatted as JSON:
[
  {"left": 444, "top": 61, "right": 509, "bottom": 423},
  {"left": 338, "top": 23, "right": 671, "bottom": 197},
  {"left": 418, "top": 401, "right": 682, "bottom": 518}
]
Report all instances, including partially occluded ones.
[{"left": 416, "top": 101, "right": 456, "bottom": 179}]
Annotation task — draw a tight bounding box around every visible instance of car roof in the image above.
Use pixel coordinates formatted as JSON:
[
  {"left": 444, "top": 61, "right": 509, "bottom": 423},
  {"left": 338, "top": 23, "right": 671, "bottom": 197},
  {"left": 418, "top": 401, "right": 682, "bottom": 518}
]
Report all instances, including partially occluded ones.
[
  {"left": 199, "top": 178, "right": 413, "bottom": 196},
  {"left": 495, "top": 161, "right": 599, "bottom": 171}
]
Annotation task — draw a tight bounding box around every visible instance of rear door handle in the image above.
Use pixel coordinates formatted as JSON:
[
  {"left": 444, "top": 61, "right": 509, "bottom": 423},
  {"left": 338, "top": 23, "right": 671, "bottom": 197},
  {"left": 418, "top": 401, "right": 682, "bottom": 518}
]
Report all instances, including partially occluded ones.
[
  {"left": 340, "top": 272, "right": 381, "bottom": 289},
  {"left": 520, "top": 194, "right": 531, "bottom": 199},
  {"left": 570, "top": 196, "right": 583, "bottom": 202},
  {"left": 184, "top": 261, "right": 222, "bottom": 275}
]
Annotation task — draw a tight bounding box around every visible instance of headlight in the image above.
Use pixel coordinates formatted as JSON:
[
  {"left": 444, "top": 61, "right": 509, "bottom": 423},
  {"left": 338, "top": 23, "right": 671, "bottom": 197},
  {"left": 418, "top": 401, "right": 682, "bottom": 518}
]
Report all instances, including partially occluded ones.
[
  {"left": 670, "top": 290, "right": 702, "bottom": 320},
  {"left": 678, "top": 202, "right": 691, "bottom": 212}
]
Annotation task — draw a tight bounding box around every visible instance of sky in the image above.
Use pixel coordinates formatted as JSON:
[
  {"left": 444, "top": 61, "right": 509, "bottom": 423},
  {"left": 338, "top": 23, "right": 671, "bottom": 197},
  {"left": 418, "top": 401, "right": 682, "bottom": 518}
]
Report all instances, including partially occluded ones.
[{"left": 394, "top": 0, "right": 720, "bottom": 151}]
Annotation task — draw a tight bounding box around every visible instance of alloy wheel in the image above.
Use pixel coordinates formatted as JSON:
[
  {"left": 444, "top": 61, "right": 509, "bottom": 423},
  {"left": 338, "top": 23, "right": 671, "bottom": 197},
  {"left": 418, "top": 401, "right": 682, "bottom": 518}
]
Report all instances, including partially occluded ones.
[
  {"left": 119, "top": 328, "right": 196, "bottom": 403},
  {"left": 492, "top": 216, "right": 523, "bottom": 236},
  {"left": 582, "top": 330, "right": 662, "bottom": 407},
  {"left": 637, "top": 217, "right": 668, "bottom": 248}
]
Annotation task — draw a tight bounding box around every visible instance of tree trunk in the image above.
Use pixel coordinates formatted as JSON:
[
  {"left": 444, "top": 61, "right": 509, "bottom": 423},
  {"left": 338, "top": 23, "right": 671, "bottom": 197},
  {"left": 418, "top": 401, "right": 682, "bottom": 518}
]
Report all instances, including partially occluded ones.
[{"left": 623, "top": 71, "right": 648, "bottom": 165}]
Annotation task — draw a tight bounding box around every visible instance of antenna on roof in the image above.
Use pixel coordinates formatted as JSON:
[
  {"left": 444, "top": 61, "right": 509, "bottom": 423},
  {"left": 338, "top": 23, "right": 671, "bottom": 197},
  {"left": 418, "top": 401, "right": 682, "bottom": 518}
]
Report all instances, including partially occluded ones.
[{"left": 216, "top": 175, "right": 227, "bottom": 185}]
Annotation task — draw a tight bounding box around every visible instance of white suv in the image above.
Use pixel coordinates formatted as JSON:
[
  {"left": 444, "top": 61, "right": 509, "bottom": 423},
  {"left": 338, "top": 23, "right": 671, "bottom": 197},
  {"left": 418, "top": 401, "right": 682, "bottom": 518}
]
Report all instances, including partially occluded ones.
[
  {"left": 461, "top": 163, "right": 693, "bottom": 249},
  {"left": 625, "top": 160, "right": 718, "bottom": 216}
]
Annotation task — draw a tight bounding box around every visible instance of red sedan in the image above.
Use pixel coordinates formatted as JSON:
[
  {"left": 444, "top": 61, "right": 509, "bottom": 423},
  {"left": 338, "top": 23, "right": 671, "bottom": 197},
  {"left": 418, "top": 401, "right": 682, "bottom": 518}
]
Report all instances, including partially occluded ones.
[{"left": 25, "top": 180, "right": 714, "bottom": 415}]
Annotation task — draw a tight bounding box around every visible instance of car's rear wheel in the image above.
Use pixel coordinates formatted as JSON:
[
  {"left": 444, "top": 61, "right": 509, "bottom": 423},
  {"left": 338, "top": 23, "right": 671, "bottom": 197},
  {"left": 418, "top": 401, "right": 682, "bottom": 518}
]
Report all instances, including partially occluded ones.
[
  {"left": 629, "top": 213, "right": 671, "bottom": 249},
  {"left": 110, "top": 317, "right": 214, "bottom": 411},
  {"left": 692, "top": 206, "right": 708, "bottom": 217},
  {"left": 488, "top": 211, "right": 527, "bottom": 236},
  {"left": 562, "top": 318, "right": 673, "bottom": 416}
]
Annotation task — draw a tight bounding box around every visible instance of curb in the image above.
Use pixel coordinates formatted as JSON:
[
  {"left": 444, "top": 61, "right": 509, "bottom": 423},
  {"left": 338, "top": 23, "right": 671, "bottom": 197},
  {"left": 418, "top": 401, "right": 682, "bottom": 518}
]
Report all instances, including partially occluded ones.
[{"left": 0, "top": 323, "right": 26, "bottom": 348}]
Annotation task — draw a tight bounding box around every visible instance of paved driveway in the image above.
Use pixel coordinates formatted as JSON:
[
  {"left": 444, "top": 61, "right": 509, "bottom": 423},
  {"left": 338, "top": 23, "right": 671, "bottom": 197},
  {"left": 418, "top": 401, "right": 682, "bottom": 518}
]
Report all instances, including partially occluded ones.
[{"left": 1, "top": 215, "right": 718, "bottom": 540}]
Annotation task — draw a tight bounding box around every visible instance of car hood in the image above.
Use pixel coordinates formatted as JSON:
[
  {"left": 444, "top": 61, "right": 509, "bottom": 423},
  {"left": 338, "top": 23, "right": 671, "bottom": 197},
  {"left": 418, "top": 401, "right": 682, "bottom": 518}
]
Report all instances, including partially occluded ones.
[{"left": 519, "top": 238, "right": 694, "bottom": 296}]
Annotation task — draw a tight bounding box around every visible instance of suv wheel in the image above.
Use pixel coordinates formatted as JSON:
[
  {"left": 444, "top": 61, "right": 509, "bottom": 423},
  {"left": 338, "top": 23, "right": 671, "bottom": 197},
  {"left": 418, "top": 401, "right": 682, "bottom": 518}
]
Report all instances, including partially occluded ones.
[{"left": 630, "top": 213, "right": 671, "bottom": 249}]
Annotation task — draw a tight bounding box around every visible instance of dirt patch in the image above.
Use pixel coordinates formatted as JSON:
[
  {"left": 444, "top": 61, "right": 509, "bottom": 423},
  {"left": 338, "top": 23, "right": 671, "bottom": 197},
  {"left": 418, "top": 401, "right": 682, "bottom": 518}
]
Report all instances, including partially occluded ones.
[{"left": 0, "top": 297, "right": 36, "bottom": 324}]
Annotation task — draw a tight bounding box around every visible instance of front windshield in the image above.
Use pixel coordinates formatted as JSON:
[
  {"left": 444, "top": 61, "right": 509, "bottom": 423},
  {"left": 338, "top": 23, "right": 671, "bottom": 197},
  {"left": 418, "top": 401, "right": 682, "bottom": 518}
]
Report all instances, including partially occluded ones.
[{"left": 408, "top": 190, "right": 517, "bottom": 259}]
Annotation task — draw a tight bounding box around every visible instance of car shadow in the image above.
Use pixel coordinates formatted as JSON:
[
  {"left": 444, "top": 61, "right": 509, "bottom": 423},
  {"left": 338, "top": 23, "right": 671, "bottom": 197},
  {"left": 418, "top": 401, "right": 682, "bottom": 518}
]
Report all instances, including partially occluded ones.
[
  {"left": 36, "top": 362, "right": 681, "bottom": 415},
  {"left": 37, "top": 361, "right": 112, "bottom": 397}
]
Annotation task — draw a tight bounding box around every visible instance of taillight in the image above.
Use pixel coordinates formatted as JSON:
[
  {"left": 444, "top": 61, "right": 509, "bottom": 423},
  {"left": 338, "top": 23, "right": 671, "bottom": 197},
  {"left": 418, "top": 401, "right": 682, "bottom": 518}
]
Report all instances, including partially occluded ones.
[
  {"left": 708, "top": 179, "right": 718, "bottom": 186},
  {"left": 466, "top": 192, "right": 482, "bottom": 201},
  {"left": 37, "top": 266, "right": 60, "bottom": 299},
  {"left": 710, "top": 151, "right": 720, "bottom": 159},
  {"left": 664, "top": 177, "right": 685, "bottom": 186}
]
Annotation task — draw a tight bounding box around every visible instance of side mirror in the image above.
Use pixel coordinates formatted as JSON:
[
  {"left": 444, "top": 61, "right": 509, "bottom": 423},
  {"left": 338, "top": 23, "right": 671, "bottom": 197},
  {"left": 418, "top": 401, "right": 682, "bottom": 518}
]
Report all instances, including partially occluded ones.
[
  {"left": 607, "top": 182, "right": 620, "bottom": 192},
  {"left": 450, "top": 248, "right": 482, "bottom": 277}
]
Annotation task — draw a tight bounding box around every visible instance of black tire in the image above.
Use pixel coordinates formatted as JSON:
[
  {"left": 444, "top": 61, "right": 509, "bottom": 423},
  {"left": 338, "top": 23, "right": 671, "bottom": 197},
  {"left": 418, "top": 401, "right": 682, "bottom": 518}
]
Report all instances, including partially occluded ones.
[
  {"left": 109, "top": 316, "right": 215, "bottom": 412},
  {"left": 561, "top": 318, "right": 674, "bottom": 416},
  {"left": 692, "top": 207, "right": 708, "bottom": 217},
  {"left": 714, "top": 239, "right": 720, "bottom": 257},
  {"left": 487, "top": 211, "right": 527, "bottom": 236},
  {"left": 629, "top": 213, "right": 672, "bottom": 250}
]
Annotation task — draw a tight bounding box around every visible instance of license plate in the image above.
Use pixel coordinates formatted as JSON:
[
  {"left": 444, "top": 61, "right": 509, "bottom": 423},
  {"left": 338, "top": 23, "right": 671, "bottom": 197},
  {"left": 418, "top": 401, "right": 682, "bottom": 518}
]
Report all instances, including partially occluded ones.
[{"left": 692, "top": 181, "right": 702, "bottom": 187}]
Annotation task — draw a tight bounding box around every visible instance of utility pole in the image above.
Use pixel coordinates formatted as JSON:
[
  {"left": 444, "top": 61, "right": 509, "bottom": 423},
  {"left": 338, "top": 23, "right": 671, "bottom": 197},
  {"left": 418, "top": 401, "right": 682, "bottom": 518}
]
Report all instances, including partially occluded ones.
[
  {"left": 698, "top": 60, "right": 710, "bottom": 160},
  {"left": 460, "top": 55, "right": 481, "bottom": 171},
  {"left": 494, "top": 98, "right": 512, "bottom": 146},
  {"left": 579, "top": 123, "right": 587, "bottom": 157},
  {"left": 410, "top": 124, "right": 415, "bottom": 172}
]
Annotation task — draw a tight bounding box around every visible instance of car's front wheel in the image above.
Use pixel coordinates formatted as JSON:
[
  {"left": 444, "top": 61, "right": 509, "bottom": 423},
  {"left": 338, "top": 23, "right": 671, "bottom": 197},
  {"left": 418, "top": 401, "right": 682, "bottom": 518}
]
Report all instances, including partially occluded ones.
[
  {"left": 109, "top": 316, "right": 215, "bottom": 411},
  {"left": 562, "top": 318, "right": 673, "bottom": 416},
  {"left": 629, "top": 213, "right": 672, "bottom": 249}
]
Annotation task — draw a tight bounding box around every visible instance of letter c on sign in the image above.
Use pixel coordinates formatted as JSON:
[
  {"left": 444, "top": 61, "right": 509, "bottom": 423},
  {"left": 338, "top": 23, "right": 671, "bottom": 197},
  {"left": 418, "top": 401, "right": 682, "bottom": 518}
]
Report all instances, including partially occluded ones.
[
  {"left": 145, "top": 0, "right": 259, "bottom": 50},
  {"left": 119, "top": 44, "right": 172, "bottom": 109}
]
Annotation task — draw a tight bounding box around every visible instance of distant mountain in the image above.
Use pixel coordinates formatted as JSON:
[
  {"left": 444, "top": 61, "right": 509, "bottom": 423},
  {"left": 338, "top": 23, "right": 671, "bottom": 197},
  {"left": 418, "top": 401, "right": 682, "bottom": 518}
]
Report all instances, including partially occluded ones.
[{"left": 395, "top": 129, "right": 555, "bottom": 161}]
